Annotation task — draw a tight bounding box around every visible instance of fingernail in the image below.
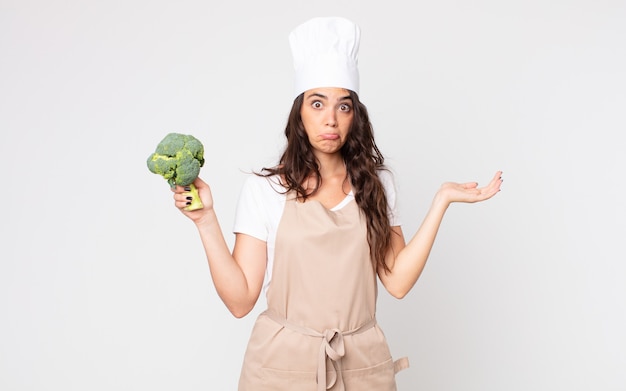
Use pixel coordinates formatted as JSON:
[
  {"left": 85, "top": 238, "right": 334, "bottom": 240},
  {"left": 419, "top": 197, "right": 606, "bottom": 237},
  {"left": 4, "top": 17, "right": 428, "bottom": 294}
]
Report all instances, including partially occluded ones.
[
  {"left": 186, "top": 201, "right": 191, "bottom": 205},
  {"left": 184, "top": 186, "right": 191, "bottom": 191},
  {"left": 186, "top": 196, "right": 193, "bottom": 200}
]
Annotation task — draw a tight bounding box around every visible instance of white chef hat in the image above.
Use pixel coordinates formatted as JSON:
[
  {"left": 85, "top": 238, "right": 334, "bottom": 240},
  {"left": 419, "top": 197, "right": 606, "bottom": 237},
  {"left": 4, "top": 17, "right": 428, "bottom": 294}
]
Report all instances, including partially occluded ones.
[{"left": 289, "top": 16, "right": 361, "bottom": 98}]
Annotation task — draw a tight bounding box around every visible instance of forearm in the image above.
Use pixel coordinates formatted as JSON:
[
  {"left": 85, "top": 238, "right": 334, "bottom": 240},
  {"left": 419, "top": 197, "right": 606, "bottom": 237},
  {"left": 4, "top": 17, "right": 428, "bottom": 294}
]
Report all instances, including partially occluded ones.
[
  {"left": 195, "top": 209, "right": 257, "bottom": 317},
  {"left": 381, "top": 171, "right": 503, "bottom": 298},
  {"left": 383, "top": 195, "right": 449, "bottom": 298}
]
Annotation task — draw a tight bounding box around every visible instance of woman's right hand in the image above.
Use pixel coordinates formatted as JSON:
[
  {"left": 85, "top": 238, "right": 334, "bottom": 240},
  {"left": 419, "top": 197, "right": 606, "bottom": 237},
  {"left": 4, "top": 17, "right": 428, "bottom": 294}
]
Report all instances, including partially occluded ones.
[{"left": 172, "top": 177, "right": 214, "bottom": 224}]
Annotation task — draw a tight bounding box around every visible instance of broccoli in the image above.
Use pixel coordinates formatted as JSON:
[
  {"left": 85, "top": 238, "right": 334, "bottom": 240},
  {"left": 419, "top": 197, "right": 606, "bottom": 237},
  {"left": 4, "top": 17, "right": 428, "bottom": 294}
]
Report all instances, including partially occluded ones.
[{"left": 147, "top": 132, "right": 205, "bottom": 211}]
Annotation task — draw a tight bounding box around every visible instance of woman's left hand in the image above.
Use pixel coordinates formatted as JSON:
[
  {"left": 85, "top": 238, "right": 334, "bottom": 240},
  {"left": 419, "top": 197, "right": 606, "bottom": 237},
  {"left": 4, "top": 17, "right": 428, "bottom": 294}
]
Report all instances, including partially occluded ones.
[{"left": 436, "top": 170, "right": 503, "bottom": 204}]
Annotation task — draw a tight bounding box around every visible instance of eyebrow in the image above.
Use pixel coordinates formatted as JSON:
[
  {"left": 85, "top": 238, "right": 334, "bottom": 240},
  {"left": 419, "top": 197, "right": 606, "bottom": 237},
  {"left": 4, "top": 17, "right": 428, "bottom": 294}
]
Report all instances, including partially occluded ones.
[{"left": 306, "top": 92, "right": 352, "bottom": 101}]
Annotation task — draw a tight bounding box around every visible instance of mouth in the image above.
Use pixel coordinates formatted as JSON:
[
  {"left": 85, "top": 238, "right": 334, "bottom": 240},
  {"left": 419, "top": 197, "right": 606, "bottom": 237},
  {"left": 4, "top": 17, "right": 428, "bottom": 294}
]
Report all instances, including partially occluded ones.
[{"left": 320, "top": 133, "right": 340, "bottom": 140}]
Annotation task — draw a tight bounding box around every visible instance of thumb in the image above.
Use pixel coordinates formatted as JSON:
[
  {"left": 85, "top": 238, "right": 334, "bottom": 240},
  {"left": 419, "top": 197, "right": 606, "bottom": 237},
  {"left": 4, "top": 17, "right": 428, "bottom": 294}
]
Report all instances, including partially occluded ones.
[
  {"left": 462, "top": 182, "right": 479, "bottom": 189},
  {"left": 193, "top": 176, "right": 208, "bottom": 189}
]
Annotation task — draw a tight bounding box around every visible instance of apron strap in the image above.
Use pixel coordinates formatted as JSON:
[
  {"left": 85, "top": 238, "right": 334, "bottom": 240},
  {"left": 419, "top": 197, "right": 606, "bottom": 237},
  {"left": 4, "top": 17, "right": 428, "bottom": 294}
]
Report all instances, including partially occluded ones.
[
  {"left": 393, "top": 356, "right": 410, "bottom": 374},
  {"left": 264, "top": 310, "right": 377, "bottom": 391}
]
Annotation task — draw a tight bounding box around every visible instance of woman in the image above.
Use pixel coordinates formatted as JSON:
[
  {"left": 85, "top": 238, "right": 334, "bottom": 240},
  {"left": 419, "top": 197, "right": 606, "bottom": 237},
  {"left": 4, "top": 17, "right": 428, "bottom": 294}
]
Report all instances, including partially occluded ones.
[{"left": 172, "top": 17, "right": 502, "bottom": 391}]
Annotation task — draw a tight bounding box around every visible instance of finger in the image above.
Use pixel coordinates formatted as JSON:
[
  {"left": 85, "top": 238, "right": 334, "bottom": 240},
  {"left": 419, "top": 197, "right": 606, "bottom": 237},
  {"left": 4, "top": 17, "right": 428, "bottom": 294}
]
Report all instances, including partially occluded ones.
[
  {"left": 193, "top": 177, "right": 207, "bottom": 187},
  {"left": 492, "top": 170, "right": 503, "bottom": 184},
  {"left": 483, "top": 171, "right": 503, "bottom": 189},
  {"left": 491, "top": 173, "right": 503, "bottom": 192},
  {"left": 173, "top": 184, "right": 194, "bottom": 194},
  {"left": 479, "top": 180, "right": 502, "bottom": 199},
  {"left": 174, "top": 196, "right": 194, "bottom": 210},
  {"left": 173, "top": 190, "right": 194, "bottom": 202}
]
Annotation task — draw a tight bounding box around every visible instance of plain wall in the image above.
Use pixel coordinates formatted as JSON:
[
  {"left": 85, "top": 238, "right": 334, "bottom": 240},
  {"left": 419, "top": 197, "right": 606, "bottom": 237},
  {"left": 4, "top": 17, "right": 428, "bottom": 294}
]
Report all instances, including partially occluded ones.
[{"left": 1, "top": 0, "right": 625, "bottom": 390}]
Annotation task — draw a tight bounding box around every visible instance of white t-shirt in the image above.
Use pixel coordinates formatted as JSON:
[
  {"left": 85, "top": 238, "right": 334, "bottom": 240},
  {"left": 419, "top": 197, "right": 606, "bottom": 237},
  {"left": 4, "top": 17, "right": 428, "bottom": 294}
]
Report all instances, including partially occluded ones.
[{"left": 233, "top": 169, "right": 401, "bottom": 293}]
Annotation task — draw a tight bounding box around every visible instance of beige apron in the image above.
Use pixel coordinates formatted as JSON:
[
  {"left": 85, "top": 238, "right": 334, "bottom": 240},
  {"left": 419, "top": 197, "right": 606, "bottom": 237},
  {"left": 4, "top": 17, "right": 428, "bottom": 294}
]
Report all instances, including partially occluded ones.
[{"left": 238, "top": 195, "right": 408, "bottom": 391}]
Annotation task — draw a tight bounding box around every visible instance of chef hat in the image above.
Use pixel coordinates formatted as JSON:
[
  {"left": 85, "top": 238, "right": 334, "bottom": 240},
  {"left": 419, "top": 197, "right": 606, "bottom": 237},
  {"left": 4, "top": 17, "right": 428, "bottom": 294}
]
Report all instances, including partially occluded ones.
[{"left": 289, "top": 16, "right": 361, "bottom": 98}]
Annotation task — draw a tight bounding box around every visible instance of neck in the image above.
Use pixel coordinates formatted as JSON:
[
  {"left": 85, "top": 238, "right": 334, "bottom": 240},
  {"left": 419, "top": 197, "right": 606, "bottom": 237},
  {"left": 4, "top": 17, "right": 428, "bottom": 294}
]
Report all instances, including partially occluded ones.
[{"left": 315, "top": 153, "right": 346, "bottom": 178}]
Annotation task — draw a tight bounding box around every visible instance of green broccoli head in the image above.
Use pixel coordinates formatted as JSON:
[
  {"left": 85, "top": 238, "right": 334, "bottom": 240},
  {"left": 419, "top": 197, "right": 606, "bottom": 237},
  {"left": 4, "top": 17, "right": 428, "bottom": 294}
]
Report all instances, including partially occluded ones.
[{"left": 147, "top": 133, "right": 205, "bottom": 211}]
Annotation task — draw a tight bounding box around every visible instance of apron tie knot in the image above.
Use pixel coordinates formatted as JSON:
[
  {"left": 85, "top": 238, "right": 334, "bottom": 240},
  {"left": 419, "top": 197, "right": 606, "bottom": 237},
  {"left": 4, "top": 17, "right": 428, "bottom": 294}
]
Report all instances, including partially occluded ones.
[
  {"left": 318, "top": 328, "right": 346, "bottom": 390},
  {"left": 263, "top": 311, "right": 377, "bottom": 391},
  {"left": 323, "top": 328, "right": 346, "bottom": 360}
]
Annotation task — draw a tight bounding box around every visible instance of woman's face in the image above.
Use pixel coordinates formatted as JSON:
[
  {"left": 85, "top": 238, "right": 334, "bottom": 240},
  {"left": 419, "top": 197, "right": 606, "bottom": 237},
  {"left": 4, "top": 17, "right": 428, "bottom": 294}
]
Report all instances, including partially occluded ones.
[{"left": 300, "top": 87, "right": 354, "bottom": 158}]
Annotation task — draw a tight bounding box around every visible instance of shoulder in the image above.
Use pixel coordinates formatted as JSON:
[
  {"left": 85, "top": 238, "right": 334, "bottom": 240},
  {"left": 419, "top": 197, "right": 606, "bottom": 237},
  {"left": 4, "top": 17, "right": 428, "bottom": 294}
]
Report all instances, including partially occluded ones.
[
  {"left": 241, "top": 173, "right": 287, "bottom": 195},
  {"left": 377, "top": 167, "right": 401, "bottom": 226},
  {"left": 234, "top": 174, "right": 287, "bottom": 239},
  {"left": 376, "top": 168, "right": 397, "bottom": 192},
  {"left": 239, "top": 174, "right": 288, "bottom": 206}
]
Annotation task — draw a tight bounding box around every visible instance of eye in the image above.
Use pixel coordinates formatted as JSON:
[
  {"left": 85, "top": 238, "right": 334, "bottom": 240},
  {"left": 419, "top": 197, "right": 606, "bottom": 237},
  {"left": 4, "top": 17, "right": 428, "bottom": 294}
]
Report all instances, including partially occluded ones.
[
  {"left": 339, "top": 103, "right": 352, "bottom": 112},
  {"left": 312, "top": 100, "right": 323, "bottom": 109}
]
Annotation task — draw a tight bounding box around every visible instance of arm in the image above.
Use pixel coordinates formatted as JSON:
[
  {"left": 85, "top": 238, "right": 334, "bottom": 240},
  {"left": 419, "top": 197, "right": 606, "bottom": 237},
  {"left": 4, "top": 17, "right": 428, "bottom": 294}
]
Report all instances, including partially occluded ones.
[
  {"left": 378, "top": 171, "right": 503, "bottom": 299},
  {"left": 173, "top": 177, "right": 266, "bottom": 318}
]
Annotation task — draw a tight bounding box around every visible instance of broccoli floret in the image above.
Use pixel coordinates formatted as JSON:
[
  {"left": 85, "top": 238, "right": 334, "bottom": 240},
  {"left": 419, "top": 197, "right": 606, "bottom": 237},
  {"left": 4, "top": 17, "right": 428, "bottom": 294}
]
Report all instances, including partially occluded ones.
[{"left": 147, "top": 133, "right": 205, "bottom": 211}]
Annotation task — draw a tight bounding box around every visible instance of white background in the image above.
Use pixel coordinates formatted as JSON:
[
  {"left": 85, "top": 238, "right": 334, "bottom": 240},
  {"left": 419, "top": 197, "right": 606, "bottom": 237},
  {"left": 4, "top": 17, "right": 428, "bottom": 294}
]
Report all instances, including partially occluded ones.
[{"left": 1, "top": 0, "right": 625, "bottom": 390}]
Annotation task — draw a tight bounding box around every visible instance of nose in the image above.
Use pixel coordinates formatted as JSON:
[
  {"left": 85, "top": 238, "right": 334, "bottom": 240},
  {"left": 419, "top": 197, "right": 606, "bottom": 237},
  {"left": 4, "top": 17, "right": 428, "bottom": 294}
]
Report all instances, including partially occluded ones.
[{"left": 325, "top": 109, "right": 338, "bottom": 127}]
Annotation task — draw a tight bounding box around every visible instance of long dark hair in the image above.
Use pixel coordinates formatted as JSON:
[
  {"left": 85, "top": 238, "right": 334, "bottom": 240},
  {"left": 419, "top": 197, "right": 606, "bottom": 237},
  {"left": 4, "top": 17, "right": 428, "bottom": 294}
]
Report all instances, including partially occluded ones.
[{"left": 259, "top": 91, "right": 393, "bottom": 273}]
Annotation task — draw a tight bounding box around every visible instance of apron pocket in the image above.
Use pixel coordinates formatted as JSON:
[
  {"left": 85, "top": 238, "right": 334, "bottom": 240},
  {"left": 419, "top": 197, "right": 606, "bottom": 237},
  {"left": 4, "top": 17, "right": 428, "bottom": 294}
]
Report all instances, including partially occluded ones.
[
  {"left": 342, "top": 357, "right": 398, "bottom": 391},
  {"left": 259, "top": 367, "right": 317, "bottom": 391}
]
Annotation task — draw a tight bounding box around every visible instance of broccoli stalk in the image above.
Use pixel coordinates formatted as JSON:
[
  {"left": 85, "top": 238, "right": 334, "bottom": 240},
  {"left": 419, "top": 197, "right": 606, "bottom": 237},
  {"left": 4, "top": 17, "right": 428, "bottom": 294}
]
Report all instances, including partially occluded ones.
[{"left": 147, "top": 133, "right": 205, "bottom": 211}]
